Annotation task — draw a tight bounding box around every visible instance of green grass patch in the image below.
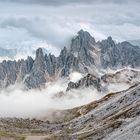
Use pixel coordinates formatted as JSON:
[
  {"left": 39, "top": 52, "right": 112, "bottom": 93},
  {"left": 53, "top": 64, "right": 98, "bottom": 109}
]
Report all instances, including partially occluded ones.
[{"left": 0, "top": 131, "right": 26, "bottom": 140}]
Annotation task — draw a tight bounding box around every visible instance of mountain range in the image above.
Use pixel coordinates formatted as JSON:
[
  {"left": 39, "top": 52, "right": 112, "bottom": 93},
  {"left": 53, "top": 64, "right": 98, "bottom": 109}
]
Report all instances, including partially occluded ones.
[{"left": 0, "top": 29, "right": 140, "bottom": 89}]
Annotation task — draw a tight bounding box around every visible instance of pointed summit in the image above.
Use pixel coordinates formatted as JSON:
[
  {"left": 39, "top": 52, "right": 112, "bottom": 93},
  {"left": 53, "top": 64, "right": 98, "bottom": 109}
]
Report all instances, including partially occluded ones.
[
  {"left": 36, "top": 48, "right": 44, "bottom": 59},
  {"left": 71, "top": 29, "right": 96, "bottom": 52},
  {"left": 24, "top": 48, "right": 46, "bottom": 89},
  {"left": 77, "top": 29, "right": 95, "bottom": 42},
  {"left": 70, "top": 30, "right": 98, "bottom": 66},
  {"left": 107, "top": 36, "right": 113, "bottom": 41},
  {"left": 78, "top": 29, "right": 84, "bottom": 33},
  {"left": 77, "top": 29, "right": 88, "bottom": 35}
]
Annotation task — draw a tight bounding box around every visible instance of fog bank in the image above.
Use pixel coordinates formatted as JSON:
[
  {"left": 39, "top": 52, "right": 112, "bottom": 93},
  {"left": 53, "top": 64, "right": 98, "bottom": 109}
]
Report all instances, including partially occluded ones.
[{"left": 0, "top": 79, "right": 102, "bottom": 118}]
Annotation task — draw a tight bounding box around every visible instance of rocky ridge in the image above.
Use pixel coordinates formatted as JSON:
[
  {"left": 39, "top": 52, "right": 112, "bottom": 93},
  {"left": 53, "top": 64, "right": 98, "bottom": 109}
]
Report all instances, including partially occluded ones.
[
  {"left": 66, "top": 74, "right": 102, "bottom": 92},
  {"left": 66, "top": 69, "right": 140, "bottom": 92}
]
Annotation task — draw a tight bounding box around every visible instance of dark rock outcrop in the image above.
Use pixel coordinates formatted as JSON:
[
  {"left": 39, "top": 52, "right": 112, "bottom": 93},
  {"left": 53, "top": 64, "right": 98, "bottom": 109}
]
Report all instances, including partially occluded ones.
[{"left": 66, "top": 74, "right": 102, "bottom": 91}]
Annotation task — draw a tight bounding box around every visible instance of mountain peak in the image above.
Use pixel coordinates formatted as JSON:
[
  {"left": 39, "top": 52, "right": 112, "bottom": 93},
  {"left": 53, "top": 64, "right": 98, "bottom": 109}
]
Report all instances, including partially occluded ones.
[
  {"left": 36, "top": 48, "right": 44, "bottom": 59},
  {"left": 77, "top": 29, "right": 93, "bottom": 39},
  {"left": 78, "top": 29, "right": 86, "bottom": 35},
  {"left": 107, "top": 36, "right": 113, "bottom": 41},
  {"left": 71, "top": 29, "right": 96, "bottom": 52}
]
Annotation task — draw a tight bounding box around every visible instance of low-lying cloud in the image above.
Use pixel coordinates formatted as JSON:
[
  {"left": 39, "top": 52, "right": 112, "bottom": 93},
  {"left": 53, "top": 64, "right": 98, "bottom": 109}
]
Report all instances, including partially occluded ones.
[
  {"left": 0, "top": 69, "right": 135, "bottom": 119},
  {"left": 0, "top": 79, "right": 102, "bottom": 118}
]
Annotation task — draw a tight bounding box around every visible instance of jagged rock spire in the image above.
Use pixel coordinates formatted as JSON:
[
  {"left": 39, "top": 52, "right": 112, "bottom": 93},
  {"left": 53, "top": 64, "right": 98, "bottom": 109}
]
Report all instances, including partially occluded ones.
[
  {"left": 24, "top": 48, "right": 47, "bottom": 89},
  {"left": 35, "top": 48, "right": 44, "bottom": 59},
  {"left": 71, "top": 29, "right": 96, "bottom": 52}
]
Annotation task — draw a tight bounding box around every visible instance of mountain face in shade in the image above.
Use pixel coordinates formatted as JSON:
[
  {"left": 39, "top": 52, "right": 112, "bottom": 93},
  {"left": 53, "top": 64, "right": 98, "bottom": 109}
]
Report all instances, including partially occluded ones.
[
  {"left": 24, "top": 48, "right": 47, "bottom": 89},
  {"left": 66, "top": 74, "right": 102, "bottom": 92},
  {"left": 70, "top": 30, "right": 97, "bottom": 66},
  {"left": 0, "top": 30, "right": 140, "bottom": 89},
  {"left": 99, "top": 38, "right": 140, "bottom": 68}
]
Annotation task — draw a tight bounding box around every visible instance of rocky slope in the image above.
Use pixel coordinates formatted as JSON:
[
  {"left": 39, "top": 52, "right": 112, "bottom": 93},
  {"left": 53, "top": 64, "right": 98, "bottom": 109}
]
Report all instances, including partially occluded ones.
[
  {"left": 0, "top": 83, "right": 139, "bottom": 140},
  {"left": 0, "top": 30, "right": 140, "bottom": 89},
  {"left": 101, "top": 68, "right": 140, "bottom": 85}
]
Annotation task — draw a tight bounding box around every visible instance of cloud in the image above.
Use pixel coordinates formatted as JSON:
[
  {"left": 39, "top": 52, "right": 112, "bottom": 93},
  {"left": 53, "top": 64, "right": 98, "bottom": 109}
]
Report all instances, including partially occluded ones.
[
  {"left": 0, "top": 79, "right": 103, "bottom": 118},
  {"left": 107, "top": 83, "right": 130, "bottom": 93},
  {"left": 2, "top": 0, "right": 140, "bottom": 6},
  {"left": 0, "top": 0, "right": 139, "bottom": 60},
  {"left": 69, "top": 72, "right": 83, "bottom": 82},
  {"left": 0, "top": 68, "right": 135, "bottom": 119},
  {"left": 0, "top": 24, "right": 61, "bottom": 60}
]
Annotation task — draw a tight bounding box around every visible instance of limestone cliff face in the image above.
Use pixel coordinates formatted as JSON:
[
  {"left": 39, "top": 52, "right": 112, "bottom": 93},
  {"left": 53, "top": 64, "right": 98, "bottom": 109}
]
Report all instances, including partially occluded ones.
[
  {"left": 0, "top": 57, "right": 34, "bottom": 88},
  {"left": 0, "top": 30, "right": 140, "bottom": 89},
  {"left": 98, "top": 37, "right": 140, "bottom": 68},
  {"left": 24, "top": 48, "right": 47, "bottom": 89}
]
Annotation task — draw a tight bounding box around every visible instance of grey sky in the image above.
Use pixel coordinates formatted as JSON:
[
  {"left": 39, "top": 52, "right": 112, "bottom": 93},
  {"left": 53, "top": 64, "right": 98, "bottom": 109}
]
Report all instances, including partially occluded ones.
[
  {"left": 0, "top": 0, "right": 139, "bottom": 57},
  {"left": 3, "top": 0, "right": 140, "bottom": 5}
]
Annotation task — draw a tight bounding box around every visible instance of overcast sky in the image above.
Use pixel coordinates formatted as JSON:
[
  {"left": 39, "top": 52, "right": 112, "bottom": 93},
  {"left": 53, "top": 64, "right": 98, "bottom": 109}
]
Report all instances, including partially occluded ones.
[{"left": 0, "top": 0, "right": 140, "bottom": 56}]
